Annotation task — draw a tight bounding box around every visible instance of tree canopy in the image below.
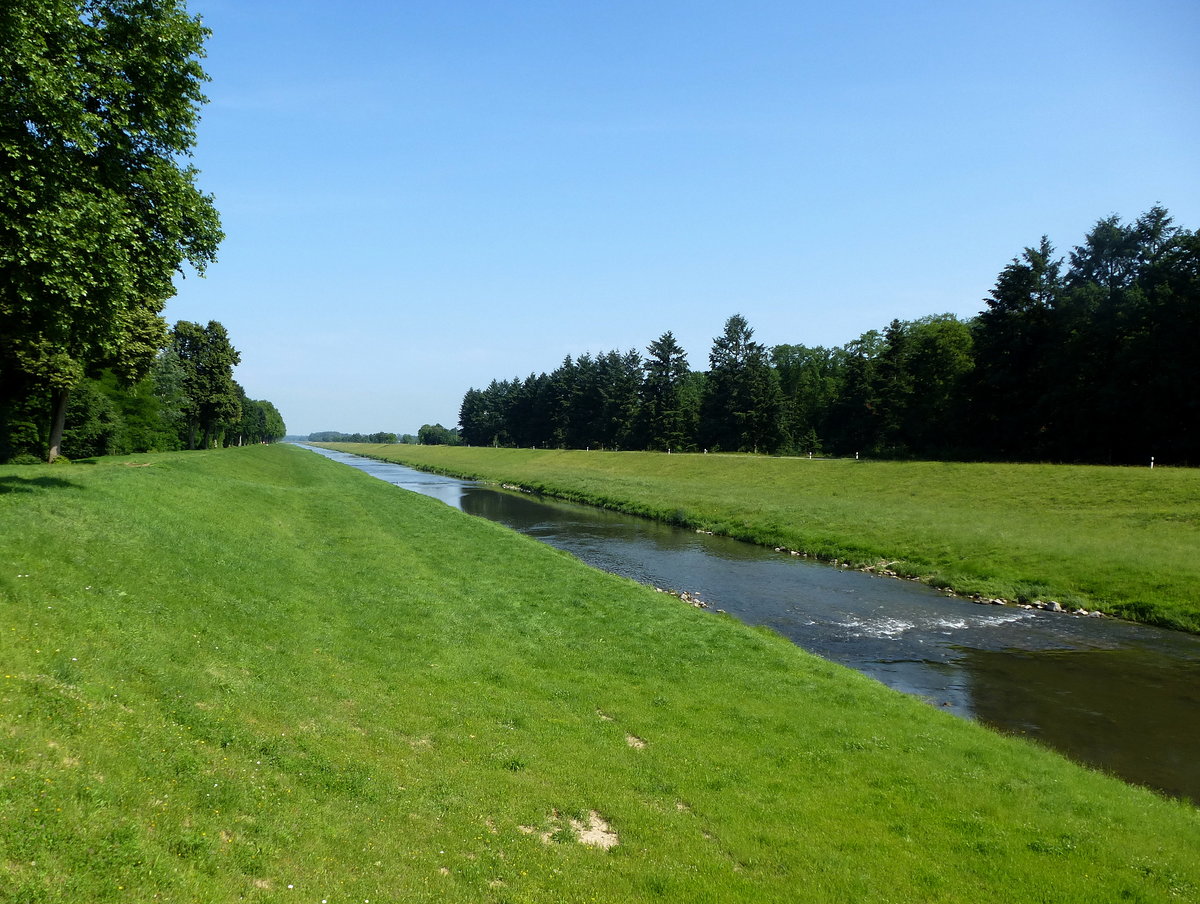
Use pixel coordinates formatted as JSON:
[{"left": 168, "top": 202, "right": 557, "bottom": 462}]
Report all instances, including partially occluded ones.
[
  {"left": 0, "top": 0, "right": 222, "bottom": 459},
  {"left": 169, "top": 320, "right": 240, "bottom": 449},
  {"left": 456, "top": 208, "right": 1198, "bottom": 465}
]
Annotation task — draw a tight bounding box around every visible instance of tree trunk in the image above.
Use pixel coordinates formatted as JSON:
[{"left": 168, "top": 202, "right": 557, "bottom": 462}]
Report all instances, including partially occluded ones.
[{"left": 47, "top": 388, "right": 70, "bottom": 462}]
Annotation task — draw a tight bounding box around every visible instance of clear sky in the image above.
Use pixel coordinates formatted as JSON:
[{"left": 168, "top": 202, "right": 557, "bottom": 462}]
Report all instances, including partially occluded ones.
[{"left": 165, "top": 0, "right": 1200, "bottom": 436}]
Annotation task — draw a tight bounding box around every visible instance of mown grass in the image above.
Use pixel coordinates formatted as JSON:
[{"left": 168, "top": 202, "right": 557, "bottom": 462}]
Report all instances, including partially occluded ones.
[
  {"left": 328, "top": 445, "right": 1200, "bottom": 633},
  {"left": 2, "top": 444, "right": 1199, "bottom": 903}
]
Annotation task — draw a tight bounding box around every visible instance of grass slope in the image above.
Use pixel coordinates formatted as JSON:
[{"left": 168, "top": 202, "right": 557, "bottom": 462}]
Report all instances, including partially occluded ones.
[
  {"left": 1, "top": 445, "right": 1198, "bottom": 903},
  {"left": 330, "top": 445, "right": 1200, "bottom": 633}
]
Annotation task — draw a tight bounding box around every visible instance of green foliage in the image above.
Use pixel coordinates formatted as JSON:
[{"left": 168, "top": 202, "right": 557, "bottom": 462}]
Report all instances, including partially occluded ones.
[
  {"left": 307, "top": 430, "right": 397, "bottom": 443},
  {"left": 0, "top": 392, "right": 46, "bottom": 462},
  {"left": 2, "top": 335, "right": 284, "bottom": 460},
  {"left": 640, "top": 330, "right": 691, "bottom": 451},
  {"left": 59, "top": 378, "right": 121, "bottom": 458},
  {"left": 229, "top": 393, "right": 286, "bottom": 446},
  {"left": 0, "top": 0, "right": 223, "bottom": 459},
  {"left": 2, "top": 444, "right": 1199, "bottom": 901},
  {"left": 699, "top": 314, "right": 784, "bottom": 453},
  {"left": 970, "top": 209, "right": 1200, "bottom": 463},
  {"left": 4, "top": 452, "right": 44, "bottom": 465},
  {"left": 417, "top": 422, "right": 460, "bottom": 445},
  {"left": 772, "top": 343, "right": 844, "bottom": 453},
  {"left": 455, "top": 208, "right": 1197, "bottom": 465},
  {"left": 168, "top": 320, "right": 241, "bottom": 448}
]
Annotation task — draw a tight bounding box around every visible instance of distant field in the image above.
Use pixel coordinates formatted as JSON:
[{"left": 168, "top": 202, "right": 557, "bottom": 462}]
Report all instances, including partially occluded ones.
[
  {"left": 3, "top": 444, "right": 1199, "bottom": 902},
  {"left": 327, "top": 445, "right": 1200, "bottom": 633}
]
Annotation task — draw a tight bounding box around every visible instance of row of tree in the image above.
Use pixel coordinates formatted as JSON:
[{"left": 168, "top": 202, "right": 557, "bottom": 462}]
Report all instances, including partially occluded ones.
[
  {"left": 3, "top": 319, "right": 286, "bottom": 462},
  {"left": 0, "top": 3, "right": 288, "bottom": 462},
  {"left": 308, "top": 431, "right": 399, "bottom": 444},
  {"left": 1, "top": 0, "right": 226, "bottom": 461},
  {"left": 459, "top": 208, "right": 1198, "bottom": 465},
  {"left": 305, "top": 425, "right": 462, "bottom": 446}
]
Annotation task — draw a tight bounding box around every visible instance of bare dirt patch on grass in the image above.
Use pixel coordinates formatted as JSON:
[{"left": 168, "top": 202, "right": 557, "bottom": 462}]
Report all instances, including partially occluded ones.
[{"left": 520, "top": 810, "right": 619, "bottom": 849}]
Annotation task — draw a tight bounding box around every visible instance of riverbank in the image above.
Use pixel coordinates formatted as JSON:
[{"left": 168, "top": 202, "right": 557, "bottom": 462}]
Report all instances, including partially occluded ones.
[
  {"left": 322, "top": 445, "right": 1200, "bottom": 634},
  {"left": 3, "top": 444, "right": 1198, "bottom": 902}
]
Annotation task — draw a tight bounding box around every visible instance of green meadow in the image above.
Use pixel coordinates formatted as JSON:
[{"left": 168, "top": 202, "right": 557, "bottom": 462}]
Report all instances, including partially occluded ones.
[
  {"left": 329, "top": 445, "right": 1200, "bottom": 633},
  {"left": 2, "top": 445, "right": 1199, "bottom": 903}
]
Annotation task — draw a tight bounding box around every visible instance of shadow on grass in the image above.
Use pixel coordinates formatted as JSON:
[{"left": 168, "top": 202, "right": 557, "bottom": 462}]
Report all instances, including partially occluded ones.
[{"left": 0, "top": 475, "right": 82, "bottom": 494}]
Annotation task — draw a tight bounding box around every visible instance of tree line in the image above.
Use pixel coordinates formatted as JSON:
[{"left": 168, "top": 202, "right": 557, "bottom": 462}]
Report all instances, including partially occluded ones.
[
  {"left": 305, "top": 425, "right": 461, "bottom": 446},
  {"left": 2, "top": 319, "right": 285, "bottom": 462},
  {"left": 308, "top": 431, "right": 400, "bottom": 444},
  {"left": 1, "top": 2, "right": 286, "bottom": 462},
  {"left": 460, "top": 208, "right": 1198, "bottom": 465}
]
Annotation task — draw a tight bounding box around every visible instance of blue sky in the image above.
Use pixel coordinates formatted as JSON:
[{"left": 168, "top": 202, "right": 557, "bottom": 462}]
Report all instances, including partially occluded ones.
[{"left": 166, "top": 0, "right": 1200, "bottom": 436}]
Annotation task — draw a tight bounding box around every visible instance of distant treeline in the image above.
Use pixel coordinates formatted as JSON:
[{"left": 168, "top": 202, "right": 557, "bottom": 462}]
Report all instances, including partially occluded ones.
[
  {"left": 307, "top": 424, "right": 461, "bottom": 446},
  {"left": 309, "top": 431, "right": 399, "bottom": 444},
  {"left": 1, "top": 320, "right": 285, "bottom": 462},
  {"left": 460, "top": 208, "right": 1199, "bottom": 465}
]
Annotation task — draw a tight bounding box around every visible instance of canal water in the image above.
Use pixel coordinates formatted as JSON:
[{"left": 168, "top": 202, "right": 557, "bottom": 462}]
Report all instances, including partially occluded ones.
[{"left": 301, "top": 445, "right": 1200, "bottom": 804}]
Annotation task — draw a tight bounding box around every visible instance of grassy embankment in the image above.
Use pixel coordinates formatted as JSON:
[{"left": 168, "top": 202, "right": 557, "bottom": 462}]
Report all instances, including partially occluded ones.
[
  {"left": 2, "top": 444, "right": 1199, "bottom": 903},
  {"left": 326, "top": 444, "right": 1200, "bottom": 634}
]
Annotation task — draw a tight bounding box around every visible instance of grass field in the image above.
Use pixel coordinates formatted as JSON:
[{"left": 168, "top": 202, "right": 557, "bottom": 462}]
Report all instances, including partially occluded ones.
[
  {"left": 325, "top": 445, "right": 1200, "bottom": 634},
  {"left": 2, "top": 444, "right": 1199, "bottom": 902}
]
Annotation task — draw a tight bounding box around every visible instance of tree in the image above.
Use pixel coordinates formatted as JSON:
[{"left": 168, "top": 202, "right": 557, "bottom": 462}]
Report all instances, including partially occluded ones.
[
  {"left": 867, "top": 316, "right": 974, "bottom": 456},
  {"left": 771, "top": 343, "right": 844, "bottom": 454},
  {"left": 232, "top": 395, "right": 286, "bottom": 445},
  {"left": 823, "top": 329, "right": 884, "bottom": 454},
  {"left": 0, "top": 0, "right": 223, "bottom": 460},
  {"left": 1049, "top": 208, "right": 1194, "bottom": 462},
  {"left": 565, "top": 353, "right": 603, "bottom": 449},
  {"left": 596, "top": 349, "right": 642, "bottom": 449},
  {"left": 640, "top": 331, "right": 691, "bottom": 451},
  {"left": 898, "top": 315, "right": 974, "bottom": 455},
  {"left": 700, "top": 314, "right": 783, "bottom": 453},
  {"left": 458, "top": 388, "right": 489, "bottom": 446},
  {"left": 970, "top": 237, "right": 1062, "bottom": 456},
  {"left": 418, "top": 423, "right": 459, "bottom": 446},
  {"left": 169, "top": 320, "right": 240, "bottom": 449},
  {"left": 59, "top": 378, "right": 121, "bottom": 459},
  {"left": 967, "top": 208, "right": 1198, "bottom": 463}
]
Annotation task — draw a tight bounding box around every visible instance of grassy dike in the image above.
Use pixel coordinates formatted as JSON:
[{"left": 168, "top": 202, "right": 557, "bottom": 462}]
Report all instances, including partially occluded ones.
[
  {"left": 327, "top": 445, "right": 1200, "bottom": 634},
  {"left": 2, "top": 445, "right": 1198, "bottom": 903}
]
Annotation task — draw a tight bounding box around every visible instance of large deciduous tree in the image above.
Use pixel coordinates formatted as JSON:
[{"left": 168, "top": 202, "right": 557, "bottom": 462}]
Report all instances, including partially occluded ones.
[
  {"left": 0, "top": 0, "right": 222, "bottom": 460},
  {"left": 169, "top": 320, "right": 239, "bottom": 449}
]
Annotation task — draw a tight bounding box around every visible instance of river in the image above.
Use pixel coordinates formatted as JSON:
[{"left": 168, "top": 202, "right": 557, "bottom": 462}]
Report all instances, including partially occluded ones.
[{"left": 301, "top": 445, "right": 1200, "bottom": 804}]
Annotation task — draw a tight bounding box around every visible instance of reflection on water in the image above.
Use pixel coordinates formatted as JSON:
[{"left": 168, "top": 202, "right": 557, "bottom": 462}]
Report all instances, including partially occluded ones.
[
  {"left": 301, "top": 445, "right": 1200, "bottom": 803},
  {"left": 963, "top": 648, "right": 1200, "bottom": 802}
]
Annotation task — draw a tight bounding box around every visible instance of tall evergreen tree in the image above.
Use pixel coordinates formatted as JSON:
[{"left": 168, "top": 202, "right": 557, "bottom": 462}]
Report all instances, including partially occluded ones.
[
  {"left": 699, "top": 314, "right": 783, "bottom": 453},
  {"left": 1049, "top": 207, "right": 1193, "bottom": 462},
  {"left": 970, "top": 237, "right": 1062, "bottom": 456},
  {"left": 597, "top": 349, "right": 642, "bottom": 449},
  {"left": 640, "top": 331, "right": 690, "bottom": 451}
]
